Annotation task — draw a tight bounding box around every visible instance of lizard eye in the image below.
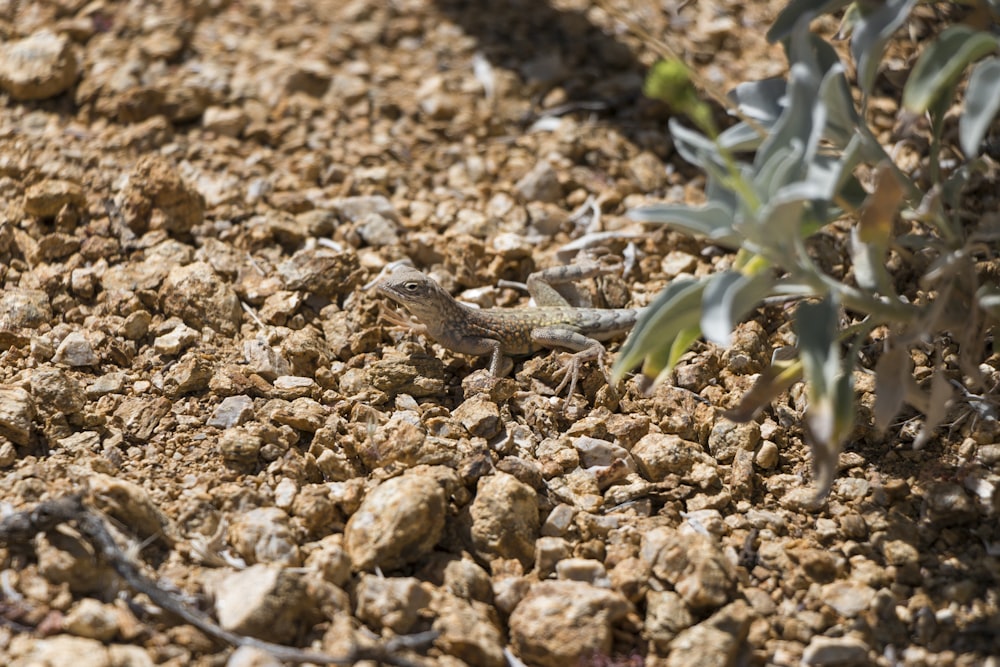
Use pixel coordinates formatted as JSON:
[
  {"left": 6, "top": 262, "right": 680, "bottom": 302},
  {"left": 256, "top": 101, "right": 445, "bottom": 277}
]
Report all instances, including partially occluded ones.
[{"left": 403, "top": 281, "right": 419, "bottom": 292}]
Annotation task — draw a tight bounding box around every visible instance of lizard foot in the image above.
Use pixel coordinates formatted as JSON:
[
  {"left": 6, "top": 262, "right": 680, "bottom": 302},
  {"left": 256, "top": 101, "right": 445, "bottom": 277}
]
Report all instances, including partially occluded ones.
[{"left": 551, "top": 347, "right": 617, "bottom": 404}]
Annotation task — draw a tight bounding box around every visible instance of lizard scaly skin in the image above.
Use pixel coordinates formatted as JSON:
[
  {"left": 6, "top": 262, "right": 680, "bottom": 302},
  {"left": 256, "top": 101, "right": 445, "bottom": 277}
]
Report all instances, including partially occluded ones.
[{"left": 376, "top": 265, "right": 641, "bottom": 395}]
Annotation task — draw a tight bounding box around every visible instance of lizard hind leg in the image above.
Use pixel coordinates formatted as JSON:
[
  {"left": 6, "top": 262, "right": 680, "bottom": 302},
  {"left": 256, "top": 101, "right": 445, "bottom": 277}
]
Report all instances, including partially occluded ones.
[{"left": 532, "top": 327, "right": 615, "bottom": 402}]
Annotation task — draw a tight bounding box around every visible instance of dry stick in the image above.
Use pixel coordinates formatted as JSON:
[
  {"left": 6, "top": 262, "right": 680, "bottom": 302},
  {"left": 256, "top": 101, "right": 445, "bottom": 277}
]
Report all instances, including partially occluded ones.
[{"left": 0, "top": 496, "right": 436, "bottom": 667}]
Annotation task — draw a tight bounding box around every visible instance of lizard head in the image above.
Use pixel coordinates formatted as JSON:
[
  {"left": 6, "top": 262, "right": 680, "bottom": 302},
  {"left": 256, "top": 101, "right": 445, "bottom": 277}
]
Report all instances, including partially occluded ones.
[{"left": 376, "top": 265, "right": 455, "bottom": 321}]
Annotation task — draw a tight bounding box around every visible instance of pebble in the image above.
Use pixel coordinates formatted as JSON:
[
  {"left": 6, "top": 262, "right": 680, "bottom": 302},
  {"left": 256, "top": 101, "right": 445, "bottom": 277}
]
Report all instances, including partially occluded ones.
[
  {"left": 430, "top": 593, "right": 506, "bottom": 667},
  {"left": 0, "top": 30, "right": 78, "bottom": 100},
  {"left": 344, "top": 468, "right": 454, "bottom": 571},
  {"left": 514, "top": 160, "right": 561, "bottom": 203},
  {"left": 64, "top": 598, "right": 120, "bottom": 641},
  {"left": 208, "top": 395, "right": 255, "bottom": 428},
  {"left": 203, "top": 106, "right": 249, "bottom": 137},
  {"left": 304, "top": 535, "right": 352, "bottom": 587},
  {"left": 644, "top": 589, "right": 693, "bottom": 650},
  {"left": 0, "top": 288, "right": 52, "bottom": 330},
  {"left": 9, "top": 635, "right": 111, "bottom": 667},
  {"left": 755, "top": 440, "right": 779, "bottom": 469},
  {"left": 229, "top": 507, "right": 301, "bottom": 566},
  {"left": 707, "top": 419, "right": 760, "bottom": 463},
  {"left": 508, "top": 580, "right": 629, "bottom": 667},
  {"left": 802, "top": 635, "right": 872, "bottom": 666},
  {"left": 355, "top": 574, "right": 430, "bottom": 633},
  {"left": 555, "top": 558, "right": 608, "bottom": 585},
  {"left": 243, "top": 338, "right": 290, "bottom": 380},
  {"left": 630, "top": 432, "right": 717, "bottom": 483},
  {"left": 89, "top": 473, "right": 171, "bottom": 543},
  {"left": 663, "top": 600, "right": 751, "bottom": 667},
  {"left": 821, "top": 581, "right": 876, "bottom": 618},
  {"left": 641, "top": 527, "right": 736, "bottom": 610},
  {"left": 453, "top": 394, "right": 501, "bottom": 438},
  {"left": 24, "top": 179, "right": 85, "bottom": 218},
  {"left": 0, "top": 385, "right": 36, "bottom": 445},
  {"left": 152, "top": 321, "right": 200, "bottom": 355},
  {"left": 211, "top": 565, "right": 318, "bottom": 643},
  {"left": 160, "top": 262, "right": 242, "bottom": 335},
  {"left": 226, "top": 646, "right": 283, "bottom": 667},
  {"left": 53, "top": 331, "right": 99, "bottom": 367},
  {"left": 120, "top": 156, "right": 205, "bottom": 234},
  {"left": 443, "top": 558, "right": 494, "bottom": 604},
  {"left": 470, "top": 472, "right": 540, "bottom": 569}
]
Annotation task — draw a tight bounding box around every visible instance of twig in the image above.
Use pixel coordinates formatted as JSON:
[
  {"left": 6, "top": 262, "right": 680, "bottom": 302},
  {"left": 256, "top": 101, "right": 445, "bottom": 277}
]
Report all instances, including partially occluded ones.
[{"left": 0, "top": 496, "right": 437, "bottom": 666}]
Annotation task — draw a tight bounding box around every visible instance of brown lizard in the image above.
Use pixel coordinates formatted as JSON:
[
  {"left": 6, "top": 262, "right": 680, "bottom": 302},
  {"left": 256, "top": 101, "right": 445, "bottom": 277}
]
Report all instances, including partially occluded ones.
[{"left": 376, "top": 262, "right": 642, "bottom": 397}]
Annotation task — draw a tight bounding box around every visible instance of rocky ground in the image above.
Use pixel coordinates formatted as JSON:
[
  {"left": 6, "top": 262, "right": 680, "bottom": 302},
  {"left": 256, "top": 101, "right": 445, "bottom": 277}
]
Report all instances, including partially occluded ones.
[{"left": 1, "top": 0, "right": 999, "bottom": 666}]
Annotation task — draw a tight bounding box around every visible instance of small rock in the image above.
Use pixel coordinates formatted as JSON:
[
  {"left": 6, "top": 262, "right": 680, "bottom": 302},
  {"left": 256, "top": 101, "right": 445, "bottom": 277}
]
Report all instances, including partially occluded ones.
[
  {"left": 120, "top": 155, "right": 205, "bottom": 234},
  {"left": 453, "top": 394, "right": 501, "bottom": 438},
  {"left": 229, "top": 507, "right": 301, "bottom": 566},
  {"left": 152, "top": 321, "right": 200, "bottom": 355},
  {"left": 470, "top": 472, "right": 540, "bottom": 569},
  {"left": 514, "top": 161, "right": 561, "bottom": 203},
  {"left": 122, "top": 310, "right": 152, "bottom": 340},
  {"left": 0, "top": 30, "right": 78, "bottom": 100},
  {"left": 755, "top": 440, "right": 779, "bottom": 469},
  {"left": 708, "top": 420, "right": 760, "bottom": 463},
  {"left": 270, "top": 397, "right": 327, "bottom": 432},
  {"left": 535, "top": 536, "right": 571, "bottom": 578},
  {"left": 356, "top": 212, "right": 401, "bottom": 246},
  {"left": 218, "top": 427, "right": 263, "bottom": 467},
  {"left": 555, "top": 558, "right": 608, "bottom": 585},
  {"left": 821, "top": 581, "right": 876, "bottom": 618},
  {"left": 243, "top": 338, "right": 290, "bottom": 381},
  {"left": 160, "top": 262, "right": 242, "bottom": 335},
  {"left": 209, "top": 395, "right": 255, "bottom": 429},
  {"left": 330, "top": 195, "right": 400, "bottom": 223},
  {"left": 355, "top": 574, "right": 431, "bottom": 633},
  {"left": 0, "top": 288, "right": 52, "bottom": 330},
  {"left": 29, "top": 367, "right": 85, "bottom": 419},
  {"left": 660, "top": 250, "right": 698, "bottom": 278},
  {"left": 923, "top": 481, "right": 977, "bottom": 523},
  {"left": 978, "top": 443, "right": 1000, "bottom": 465},
  {"left": 203, "top": 106, "right": 248, "bottom": 137},
  {"left": 802, "top": 635, "right": 872, "bottom": 666},
  {"left": 86, "top": 372, "right": 125, "bottom": 398},
  {"left": 53, "top": 331, "right": 99, "bottom": 366},
  {"left": 24, "top": 179, "right": 85, "bottom": 218},
  {"left": 277, "top": 247, "right": 360, "bottom": 297},
  {"left": 304, "top": 534, "right": 352, "bottom": 587},
  {"left": 431, "top": 593, "right": 505, "bottom": 667},
  {"left": 641, "top": 527, "right": 736, "bottom": 611},
  {"left": 508, "top": 580, "right": 629, "bottom": 667},
  {"left": 644, "top": 589, "right": 693, "bottom": 650},
  {"left": 113, "top": 396, "right": 171, "bottom": 443},
  {"left": 631, "top": 433, "right": 716, "bottom": 484},
  {"left": 443, "top": 558, "right": 494, "bottom": 603},
  {"left": 226, "top": 646, "right": 284, "bottom": 667},
  {"left": 9, "top": 635, "right": 110, "bottom": 667},
  {"left": 211, "top": 565, "right": 318, "bottom": 643},
  {"left": 162, "top": 352, "right": 213, "bottom": 397},
  {"left": 664, "top": 600, "right": 751, "bottom": 667},
  {"left": 881, "top": 539, "right": 919, "bottom": 567},
  {"left": 540, "top": 503, "right": 576, "bottom": 536},
  {"left": 345, "top": 468, "right": 454, "bottom": 571},
  {"left": 0, "top": 386, "right": 36, "bottom": 445},
  {"left": 89, "top": 474, "right": 171, "bottom": 543},
  {"left": 64, "top": 598, "right": 120, "bottom": 641}
]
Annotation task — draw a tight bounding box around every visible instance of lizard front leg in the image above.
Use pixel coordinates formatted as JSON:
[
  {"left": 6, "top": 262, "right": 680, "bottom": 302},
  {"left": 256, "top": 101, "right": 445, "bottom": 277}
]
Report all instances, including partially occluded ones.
[
  {"left": 437, "top": 332, "right": 512, "bottom": 377},
  {"left": 530, "top": 327, "right": 611, "bottom": 399}
]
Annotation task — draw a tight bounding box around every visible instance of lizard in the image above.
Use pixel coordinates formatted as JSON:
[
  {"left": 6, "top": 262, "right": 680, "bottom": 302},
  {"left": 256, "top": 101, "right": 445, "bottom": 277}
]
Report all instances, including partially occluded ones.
[{"left": 375, "top": 261, "right": 643, "bottom": 399}]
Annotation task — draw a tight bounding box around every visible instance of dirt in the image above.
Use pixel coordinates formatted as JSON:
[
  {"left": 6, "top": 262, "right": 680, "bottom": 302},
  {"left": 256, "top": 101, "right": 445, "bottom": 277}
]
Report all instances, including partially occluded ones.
[{"left": 1, "top": 1, "right": 998, "bottom": 666}]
